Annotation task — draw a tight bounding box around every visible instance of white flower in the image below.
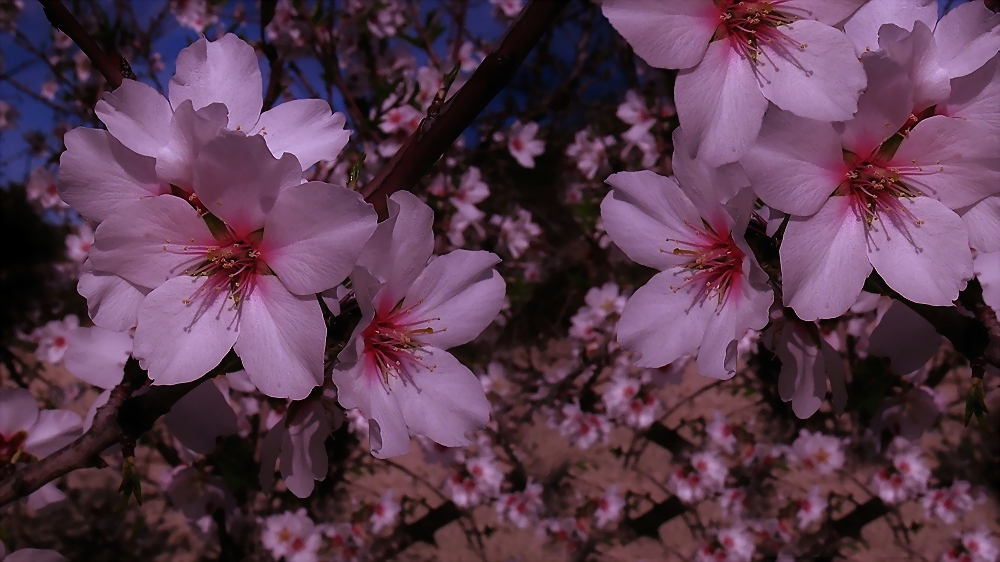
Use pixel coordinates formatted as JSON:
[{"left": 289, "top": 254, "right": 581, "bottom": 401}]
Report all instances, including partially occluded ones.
[
  {"left": 169, "top": 0, "right": 217, "bottom": 32},
  {"left": 496, "top": 480, "right": 544, "bottom": 529},
  {"left": 65, "top": 223, "right": 94, "bottom": 263},
  {"left": 446, "top": 454, "right": 504, "bottom": 508},
  {"left": 261, "top": 508, "right": 323, "bottom": 562},
  {"left": 0, "top": 388, "right": 83, "bottom": 466},
  {"left": 491, "top": 207, "right": 542, "bottom": 259},
  {"left": 25, "top": 167, "right": 67, "bottom": 210},
  {"left": 506, "top": 120, "right": 545, "bottom": 168},
  {"left": 594, "top": 484, "right": 624, "bottom": 529},
  {"left": 706, "top": 411, "right": 738, "bottom": 454},
  {"left": 370, "top": 490, "right": 400, "bottom": 533},
  {"left": 669, "top": 450, "right": 727, "bottom": 504},
  {"left": 28, "top": 315, "right": 80, "bottom": 364},
  {"left": 489, "top": 0, "right": 523, "bottom": 18},
  {"left": 790, "top": 430, "right": 845, "bottom": 475},
  {"left": 566, "top": 128, "right": 612, "bottom": 180},
  {"left": 923, "top": 481, "right": 978, "bottom": 525},
  {"left": 557, "top": 402, "right": 610, "bottom": 450},
  {"left": 796, "top": 486, "right": 827, "bottom": 529}
]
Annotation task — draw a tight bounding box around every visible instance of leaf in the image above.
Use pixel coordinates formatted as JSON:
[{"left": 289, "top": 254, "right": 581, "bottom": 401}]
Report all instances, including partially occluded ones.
[{"left": 116, "top": 456, "right": 142, "bottom": 509}]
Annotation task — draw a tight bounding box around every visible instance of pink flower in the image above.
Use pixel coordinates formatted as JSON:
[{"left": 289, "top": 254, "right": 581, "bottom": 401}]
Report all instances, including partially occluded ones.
[
  {"left": 496, "top": 480, "right": 544, "bottom": 529},
  {"left": 259, "top": 400, "right": 335, "bottom": 498},
  {"left": 768, "top": 320, "right": 847, "bottom": 418},
  {"left": 790, "top": 430, "right": 844, "bottom": 475},
  {"left": 0, "top": 388, "right": 82, "bottom": 465},
  {"left": 261, "top": 508, "right": 323, "bottom": 562},
  {"left": 796, "top": 486, "right": 827, "bottom": 529},
  {"left": 65, "top": 223, "right": 94, "bottom": 263},
  {"left": 370, "top": 490, "right": 400, "bottom": 533},
  {"left": 489, "top": 0, "right": 522, "bottom": 19},
  {"left": 60, "top": 34, "right": 351, "bottom": 222},
  {"left": 506, "top": 120, "right": 545, "bottom": 168},
  {"left": 603, "top": 0, "right": 867, "bottom": 164},
  {"left": 333, "top": 192, "right": 505, "bottom": 458},
  {"left": 28, "top": 314, "right": 80, "bottom": 364},
  {"left": 26, "top": 167, "right": 67, "bottom": 211},
  {"left": 89, "top": 133, "right": 377, "bottom": 398},
  {"left": 600, "top": 131, "right": 772, "bottom": 379},
  {"left": 594, "top": 484, "right": 625, "bottom": 529},
  {"left": 744, "top": 53, "right": 997, "bottom": 320}
]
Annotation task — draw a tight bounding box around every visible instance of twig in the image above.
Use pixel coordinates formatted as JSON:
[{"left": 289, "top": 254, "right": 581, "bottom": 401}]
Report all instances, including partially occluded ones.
[
  {"left": 361, "top": 0, "right": 571, "bottom": 218},
  {"left": 39, "top": 0, "right": 131, "bottom": 89}
]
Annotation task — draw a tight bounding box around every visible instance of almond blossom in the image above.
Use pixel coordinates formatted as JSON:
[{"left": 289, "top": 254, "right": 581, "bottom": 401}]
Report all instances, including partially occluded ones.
[
  {"left": 600, "top": 131, "right": 772, "bottom": 379},
  {"left": 261, "top": 508, "right": 323, "bottom": 562},
  {"left": 790, "top": 430, "right": 844, "bottom": 475},
  {"left": 0, "top": 388, "right": 82, "bottom": 466},
  {"left": 743, "top": 53, "right": 998, "bottom": 320},
  {"left": 504, "top": 120, "right": 545, "bottom": 168},
  {"left": 766, "top": 319, "right": 847, "bottom": 418},
  {"left": 260, "top": 400, "right": 336, "bottom": 498},
  {"left": 333, "top": 191, "right": 504, "bottom": 458},
  {"left": 89, "top": 133, "right": 377, "bottom": 398},
  {"left": 369, "top": 490, "right": 400, "bottom": 533},
  {"left": 496, "top": 480, "right": 544, "bottom": 529},
  {"left": 27, "top": 314, "right": 79, "bottom": 364},
  {"left": 602, "top": 0, "right": 867, "bottom": 164}
]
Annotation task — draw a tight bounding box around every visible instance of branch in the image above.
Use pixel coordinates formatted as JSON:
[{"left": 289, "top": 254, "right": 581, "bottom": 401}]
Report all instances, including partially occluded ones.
[
  {"left": 0, "top": 360, "right": 207, "bottom": 507},
  {"left": 39, "top": 0, "right": 131, "bottom": 89},
  {"left": 360, "top": 0, "right": 571, "bottom": 218}
]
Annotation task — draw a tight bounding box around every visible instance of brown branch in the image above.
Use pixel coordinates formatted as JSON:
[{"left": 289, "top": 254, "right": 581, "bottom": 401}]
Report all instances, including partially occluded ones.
[
  {"left": 0, "top": 359, "right": 208, "bottom": 507},
  {"left": 361, "top": 0, "right": 571, "bottom": 218},
  {"left": 39, "top": 0, "right": 130, "bottom": 89}
]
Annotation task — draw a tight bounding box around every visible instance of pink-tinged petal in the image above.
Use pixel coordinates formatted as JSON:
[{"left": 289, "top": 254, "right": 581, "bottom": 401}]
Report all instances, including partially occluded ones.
[
  {"left": 356, "top": 191, "right": 434, "bottom": 305},
  {"left": 671, "top": 127, "right": 748, "bottom": 210},
  {"left": 600, "top": 0, "right": 717, "bottom": 69},
  {"left": 617, "top": 268, "right": 715, "bottom": 368},
  {"left": 251, "top": 100, "right": 352, "bottom": 169},
  {"left": 779, "top": 0, "right": 867, "bottom": 26},
  {"left": 405, "top": 250, "right": 505, "bottom": 349},
  {"left": 58, "top": 128, "right": 166, "bottom": 223},
  {"left": 77, "top": 265, "right": 149, "bottom": 332},
  {"left": 933, "top": 0, "right": 1000, "bottom": 78},
  {"left": 279, "top": 403, "right": 332, "bottom": 498},
  {"left": 601, "top": 171, "right": 703, "bottom": 270},
  {"left": 63, "top": 326, "right": 131, "bottom": 389},
  {"left": 133, "top": 276, "right": 239, "bottom": 385},
  {"left": 879, "top": 22, "right": 951, "bottom": 111},
  {"left": 391, "top": 346, "right": 490, "bottom": 448},
  {"left": 940, "top": 54, "right": 999, "bottom": 131},
  {"left": 869, "top": 300, "right": 942, "bottom": 374},
  {"left": 261, "top": 182, "right": 377, "bottom": 295},
  {"left": 674, "top": 40, "right": 769, "bottom": 165},
  {"left": 169, "top": 34, "right": 263, "bottom": 132},
  {"left": 0, "top": 388, "right": 39, "bottom": 438},
  {"left": 193, "top": 133, "right": 302, "bottom": 238},
  {"left": 960, "top": 196, "right": 1000, "bottom": 252},
  {"left": 333, "top": 354, "right": 410, "bottom": 458},
  {"left": 233, "top": 276, "right": 324, "bottom": 399},
  {"left": 775, "top": 323, "right": 825, "bottom": 418},
  {"left": 868, "top": 197, "right": 972, "bottom": 306},
  {"left": 25, "top": 482, "right": 67, "bottom": 510},
  {"left": 155, "top": 100, "right": 228, "bottom": 192},
  {"left": 164, "top": 379, "right": 238, "bottom": 454},
  {"left": 839, "top": 53, "right": 914, "bottom": 156},
  {"left": 741, "top": 109, "right": 845, "bottom": 216},
  {"left": 757, "top": 20, "right": 867, "bottom": 122},
  {"left": 82, "top": 389, "right": 110, "bottom": 433},
  {"left": 820, "top": 340, "right": 847, "bottom": 413},
  {"left": 90, "top": 195, "right": 216, "bottom": 289},
  {"left": 94, "top": 79, "right": 172, "bottom": 157},
  {"left": 843, "top": 0, "right": 938, "bottom": 55},
  {"left": 696, "top": 268, "right": 772, "bottom": 380},
  {"left": 974, "top": 251, "right": 1000, "bottom": 314},
  {"left": 780, "top": 197, "right": 872, "bottom": 320},
  {"left": 890, "top": 116, "right": 1000, "bottom": 209},
  {"left": 23, "top": 410, "right": 82, "bottom": 458}
]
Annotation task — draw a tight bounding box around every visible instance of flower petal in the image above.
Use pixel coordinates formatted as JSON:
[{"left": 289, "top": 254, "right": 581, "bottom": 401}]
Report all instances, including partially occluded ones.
[
  {"left": 193, "top": 133, "right": 302, "bottom": 238},
  {"left": 233, "top": 275, "right": 324, "bottom": 399},
  {"left": 164, "top": 379, "right": 238, "bottom": 454},
  {"left": 741, "top": 108, "right": 846, "bottom": 216},
  {"left": 94, "top": 79, "right": 172, "bottom": 157},
  {"left": 600, "top": 0, "right": 717, "bottom": 69},
  {"left": 671, "top": 127, "right": 748, "bottom": 210},
  {"left": 90, "top": 195, "right": 216, "bottom": 289},
  {"left": 391, "top": 346, "right": 490, "bottom": 448},
  {"left": 279, "top": 404, "right": 332, "bottom": 498},
  {"left": 169, "top": 34, "right": 263, "bottom": 132},
  {"left": 933, "top": 0, "right": 1000, "bottom": 79},
  {"left": 617, "top": 268, "right": 715, "bottom": 368},
  {"left": 843, "top": 0, "right": 938, "bottom": 55},
  {"left": 974, "top": 250, "right": 1000, "bottom": 314},
  {"left": 960, "top": 195, "right": 1000, "bottom": 252},
  {"left": 775, "top": 323, "right": 825, "bottom": 419},
  {"left": 868, "top": 197, "right": 973, "bottom": 306},
  {"left": 77, "top": 265, "right": 149, "bottom": 332},
  {"left": 333, "top": 355, "right": 410, "bottom": 458},
  {"left": 261, "top": 182, "right": 377, "bottom": 295},
  {"left": 839, "top": 52, "right": 913, "bottom": 156},
  {"left": 889, "top": 115, "right": 1000, "bottom": 210},
  {"left": 869, "top": 300, "right": 942, "bottom": 374},
  {"left": 939, "top": 53, "right": 999, "bottom": 132},
  {"left": 23, "top": 410, "right": 82, "bottom": 458},
  {"left": 58, "top": 128, "right": 166, "bottom": 223},
  {"left": 757, "top": 20, "right": 867, "bottom": 122},
  {"left": 133, "top": 275, "right": 239, "bottom": 385},
  {"left": 155, "top": 100, "right": 229, "bottom": 192},
  {"left": 0, "top": 388, "right": 39, "bottom": 438},
  {"left": 251, "top": 100, "right": 352, "bottom": 169},
  {"left": 779, "top": 0, "right": 867, "bottom": 26},
  {"left": 879, "top": 22, "right": 951, "bottom": 111},
  {"left": 674, "top": 40, "right": 769, "bottom": 165},
  {"left": 405, "top": 250, "right": 505, "bottom": 350},
  {"left": 356, "top": 191, "right": 435, "bottom": 305},
  {"left": 601, "top": 171, "right": 703, "bottom": 270},
  {"left": 63, "top": 326, "right": 131, "bottom": 389},
  {"left": 780, "top": 197, "right": 873, "bottom": 320},
  {"left": 696, "top": 269, "right": 772, "bottom": 380}
]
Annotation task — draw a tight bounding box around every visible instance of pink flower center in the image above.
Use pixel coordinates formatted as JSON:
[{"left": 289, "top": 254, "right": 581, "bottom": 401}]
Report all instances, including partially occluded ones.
[
  {"left": 716, "top": 0, "right": 799, "bottom": 62},
  {"left": 511, "top": 137, "right": 525, "bottom": 151},
  {"left": 362, "top": 301, "right": 437, "bottom": 384},
  {"left": 669, "top": 222, "right": 745, "bottom": 305},
  {"left": 0, "top": 431, "right": 28, "bottom": 465},
  {"left": 186, "top": 238, "right": 264, "bottom": 306},
  {"left": 838, "top": 160, "right": 921, "bottom": 229}
]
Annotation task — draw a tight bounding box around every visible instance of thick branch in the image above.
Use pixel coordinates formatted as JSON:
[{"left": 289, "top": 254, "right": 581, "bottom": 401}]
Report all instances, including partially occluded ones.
[
  {"left": 39, "top": 0, "right": 128, "bottom": 89},
  {"left": 0, "top": 360, "right": 206, "bottom": 507},
  {"left": 361, "top": 0, "right": 571, "bottom": 218}
]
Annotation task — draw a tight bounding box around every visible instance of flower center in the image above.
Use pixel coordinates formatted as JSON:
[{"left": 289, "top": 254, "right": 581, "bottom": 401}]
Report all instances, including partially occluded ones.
[
  {"left": 362, "top": 301, "right": 436, "bottom": 384},
  {"left": 0, "top": 431, "right": 28, "bottom": 465},
  {"left": 837, "top": 160, "right": 921, "bottom": 229},
  {"left": 186, "top": 239, "right": 264, "bottom": 305},
  {"left": 668, "top": 222, "right": 745, "bottom": 305},
  {"left": 717, "top": 0, "right": 798, "bottom": 62}
]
